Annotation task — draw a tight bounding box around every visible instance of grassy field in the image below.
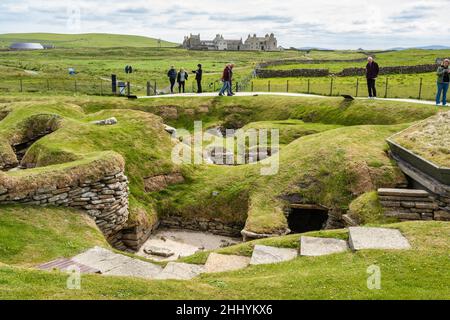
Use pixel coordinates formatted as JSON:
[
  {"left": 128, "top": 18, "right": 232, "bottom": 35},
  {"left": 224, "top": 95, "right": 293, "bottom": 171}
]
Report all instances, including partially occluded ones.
[
  {"left": 0, "top": 35, "right": 446, "bottom": 100},
  {"left": 252, "top": 73, "right": 439, "bottom": 100},
  {"left": 0, "top": 33, "right": 178, "bottom": 49},
  {"left": 0, "top": 218, "right": 448, "bottom": 299}
]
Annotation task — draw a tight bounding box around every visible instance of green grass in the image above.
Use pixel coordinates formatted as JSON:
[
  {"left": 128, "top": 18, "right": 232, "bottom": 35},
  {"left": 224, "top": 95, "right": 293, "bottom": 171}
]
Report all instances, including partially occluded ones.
[
  {"left": 0, "top": 221, "right": 448, "bottom": 299},
  {"left": 393, "top": 112, "right": 450, "bottom": 167},
  {"left": 0, "top": 205, "right": 107, "bottom": 267},
  {"left": 252, "top": 72, "right": 440, "bottom": 101},
  {"left": 0, "top": 33, "right": 178, "bottom": 49}
]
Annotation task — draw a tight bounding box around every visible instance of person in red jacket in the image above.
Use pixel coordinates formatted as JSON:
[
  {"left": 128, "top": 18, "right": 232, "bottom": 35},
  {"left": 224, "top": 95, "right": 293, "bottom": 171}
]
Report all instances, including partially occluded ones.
[{"left": 219, "top": 64, "right": 232, "bottom": 96}]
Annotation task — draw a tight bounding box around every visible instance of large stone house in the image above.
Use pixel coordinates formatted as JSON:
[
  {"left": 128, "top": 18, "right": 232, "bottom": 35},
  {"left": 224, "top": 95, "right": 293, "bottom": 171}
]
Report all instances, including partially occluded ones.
[{"left": 183, "top": 33, "right": 279, "bottom": 51}]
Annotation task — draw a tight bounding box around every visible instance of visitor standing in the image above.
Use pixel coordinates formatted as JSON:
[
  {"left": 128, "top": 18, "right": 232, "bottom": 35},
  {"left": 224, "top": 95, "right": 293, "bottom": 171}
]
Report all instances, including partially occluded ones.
[
  {"left": 177, "top": 68, "right": 188, "bottom": 93},
  {"left": 219, "top": 64, "right": 232, "bottom": 96},
  {"left": 436, "top": 59, "right": 450, "bottom": 106},
  {"left": 366, "top": 57, "right": 379, "bottom": 99},
  {"left": 167, "top": 66, "right": 177, "bottom": 94},
  {"left": 193, "top": 64, "right": 203, "bottom": 93}
]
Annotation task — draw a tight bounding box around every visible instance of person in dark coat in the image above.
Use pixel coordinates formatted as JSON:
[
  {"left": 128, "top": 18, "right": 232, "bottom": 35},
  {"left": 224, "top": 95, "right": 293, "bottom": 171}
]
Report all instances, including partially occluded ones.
[
  {"left": 366, "top": 57, "right": 379, "bottom": 99},
  {"left": 167, "top": 66, "right": 177, "bottom": 94},
  {"left": 177, "top": 68, "right": 188, "bottom": 93},
  {"left": 193, "top": 64, "right": 203, "bottom": 93}
]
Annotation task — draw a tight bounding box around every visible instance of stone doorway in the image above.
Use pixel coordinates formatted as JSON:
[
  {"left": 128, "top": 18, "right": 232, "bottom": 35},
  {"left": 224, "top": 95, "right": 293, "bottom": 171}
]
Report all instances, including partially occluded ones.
[{"left": 287, "top": 204, "right": 329, "bottom": 233}]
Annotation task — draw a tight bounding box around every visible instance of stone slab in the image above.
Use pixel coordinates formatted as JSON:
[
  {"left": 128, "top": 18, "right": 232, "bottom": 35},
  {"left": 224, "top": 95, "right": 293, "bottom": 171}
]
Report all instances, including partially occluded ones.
[
  {"left": 103, "top": 258, "right": 163, "bottom": 279},
  {"left": 348, "top": 227, "right": 411, "bottom": 251},
  {"left": 300, "top": 236, "right": 349, "bottom": 257},
  {"left": 378, "top": 188, "right": 429, "bottom": 198},
  {"left": 155, "top": 262, "right": 204, "bottom": 280},
  {"left": 72, "top": 246, "right": 162, "bottom": 279},
  {"left": 250, "top": 245, "right": 298, "bottom": 265},
  {"left": 203, "top": 253, "right": 250, "bottom": 274}
]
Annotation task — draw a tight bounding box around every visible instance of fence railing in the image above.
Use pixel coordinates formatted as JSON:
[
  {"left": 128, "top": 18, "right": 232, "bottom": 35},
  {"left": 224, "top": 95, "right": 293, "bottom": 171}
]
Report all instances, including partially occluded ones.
[{"left": 0, "top": 76, "right": 439, "bottom": 101}]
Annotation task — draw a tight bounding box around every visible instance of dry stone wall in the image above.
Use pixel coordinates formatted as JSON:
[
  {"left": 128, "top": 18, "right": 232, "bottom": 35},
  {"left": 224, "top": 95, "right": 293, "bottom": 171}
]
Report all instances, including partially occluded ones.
[
  {"left": 378, "top": 188, "right": 450, "bottom": 221},
  {"left": 160, "top": 216, "right": 243, "bottom": 237},
  {"left": 256, "top": 64, "right": 438, "bottom": 78},
  {"left": 0, "top": 168, "right": 130, "bottom": 244}
]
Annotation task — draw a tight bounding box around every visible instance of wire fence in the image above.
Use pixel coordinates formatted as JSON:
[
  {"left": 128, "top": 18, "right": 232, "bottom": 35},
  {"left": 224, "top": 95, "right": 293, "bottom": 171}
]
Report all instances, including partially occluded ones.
[{"left": 0, "top": 76, "right": 440, "bottom": 101}]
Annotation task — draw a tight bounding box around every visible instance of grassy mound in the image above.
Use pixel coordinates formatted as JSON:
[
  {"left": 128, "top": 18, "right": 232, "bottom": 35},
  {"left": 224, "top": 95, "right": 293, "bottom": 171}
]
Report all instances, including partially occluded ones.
[
  {"left": 0, "top": 221, "right": 448, "bottom": 299},
  {"left": 0, "top": 33, "right": 178, "bottom": 48},
  {"left": 392, "top": 111, "right": 450, "bottom": 167},
  {"left": 0, "top": 205, "right": 107, "bottom": 267},
  {"left": 0, "top": 100, "right": 178, "bottom": 226}
]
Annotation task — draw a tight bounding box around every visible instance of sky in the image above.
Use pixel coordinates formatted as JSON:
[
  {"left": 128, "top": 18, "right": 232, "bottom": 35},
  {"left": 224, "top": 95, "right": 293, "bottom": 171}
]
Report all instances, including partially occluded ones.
[{"left": 1, "top": 0, "right": 450, "bottom": 49}]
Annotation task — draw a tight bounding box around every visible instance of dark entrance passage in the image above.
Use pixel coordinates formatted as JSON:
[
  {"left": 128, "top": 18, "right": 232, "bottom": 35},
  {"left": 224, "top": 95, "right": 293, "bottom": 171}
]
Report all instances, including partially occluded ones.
[{"left": 287, "top": 204, "right": 329, "bottom": 233}]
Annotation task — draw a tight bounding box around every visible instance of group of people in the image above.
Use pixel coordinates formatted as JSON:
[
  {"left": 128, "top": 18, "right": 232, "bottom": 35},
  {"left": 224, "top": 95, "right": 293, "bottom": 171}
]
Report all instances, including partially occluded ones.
[
  {"left": 167, "top": 63, "right": 235, "bottom": 96},
  {"left": 167, "top": 64, "right": 203, "bottom": 94},
  {"left": 365, "top": 56, "right": 449, "bottom": 106}
]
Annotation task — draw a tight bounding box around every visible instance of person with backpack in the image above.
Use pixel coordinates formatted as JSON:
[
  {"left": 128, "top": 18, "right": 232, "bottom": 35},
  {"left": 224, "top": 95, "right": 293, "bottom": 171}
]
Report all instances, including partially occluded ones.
[
  {"left": 193, "top": 64, "right": 203, "bottom": 94},
  {"left": 219, "top": 64, "right": 232, "bottom": 96},
  {"left": 436, "top": 59, "right": 450, "bottom": 106},
  {"left": 167, "top": 66, "right": 177, "bottom": 94},
  {"left": 366, "top": 56, "right": 379, "bottom": 99},
  {"left": 177, "top": 68, "right": 188, "bottom": 93}
]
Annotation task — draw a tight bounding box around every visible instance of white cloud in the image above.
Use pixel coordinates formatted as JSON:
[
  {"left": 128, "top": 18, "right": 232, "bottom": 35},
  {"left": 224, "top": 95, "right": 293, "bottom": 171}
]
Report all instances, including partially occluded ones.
[{"left": 0, "top": 0, "right": 449, "bottom": 49}]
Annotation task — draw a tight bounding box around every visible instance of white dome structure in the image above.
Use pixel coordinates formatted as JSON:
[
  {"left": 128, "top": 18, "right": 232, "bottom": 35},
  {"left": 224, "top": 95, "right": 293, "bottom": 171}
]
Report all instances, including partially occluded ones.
[{"left": 10, "top": 43, "right": 44, "bottom": 51}]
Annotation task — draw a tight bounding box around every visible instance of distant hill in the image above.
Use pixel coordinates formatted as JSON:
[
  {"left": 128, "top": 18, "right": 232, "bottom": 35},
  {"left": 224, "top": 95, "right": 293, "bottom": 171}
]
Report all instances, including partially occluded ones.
[
  {"left": 0, "top": 33, "right": 179, "bottom": 49},
  {"left": 390, "top": 45, "right": 450, "bottom": 51}
]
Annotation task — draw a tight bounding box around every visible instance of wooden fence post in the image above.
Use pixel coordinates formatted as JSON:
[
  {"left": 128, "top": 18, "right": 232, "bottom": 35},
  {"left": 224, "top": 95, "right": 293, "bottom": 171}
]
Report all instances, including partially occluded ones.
[
  {"left": 307, "top": 79, "right": 310, "bottom": 94},
  {"left": 20, "top": 79, "right": 23, "bottom": 92},
  {"left": 251, "top": 81, "right": 254, "bottom": 92},
  {"left": 74, "top": 80, "right": 77, "bottom": 93},
  {"left": 286, "top": 80, "right": 289, "bottom": 93},
  {"left": 268, "top": 80, "right": 271, "bottom": 92},
  {"left": 127, "top": 82, "right": 130, "bottom": 96},
  {"left": 384, "top": 77, "right": 389, "bottom": 98},
  {"left": 356, "top": 78, "right": 359, "bottom": 97},
  {"left": 418, "top": 78, "right": 423, "bottom": 100},
  {"left": 154, "top": 81, "right": 157, "bottom": 95},
  {"left": 147, "top": 81, "right": 151, "bottom": 96}
]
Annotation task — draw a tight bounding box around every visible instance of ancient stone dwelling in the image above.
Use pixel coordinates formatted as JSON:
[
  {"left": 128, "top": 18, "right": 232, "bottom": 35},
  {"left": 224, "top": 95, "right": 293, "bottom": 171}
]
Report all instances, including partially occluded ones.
[{"left": 183, "top": 33, "right": 279, "bottom": 51}]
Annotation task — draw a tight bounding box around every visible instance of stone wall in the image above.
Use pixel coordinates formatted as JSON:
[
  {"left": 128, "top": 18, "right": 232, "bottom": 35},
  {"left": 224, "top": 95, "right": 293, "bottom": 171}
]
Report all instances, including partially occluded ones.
[
  {"left": 337, "top": 64, "right": 438, "bottom": 77},
  {"left": 378, "top": 188, "right": 450, "bottom": 221},
  {"left": 159, "top": 216, "right": 243, "bottom": 237},
  {"left": 257, "top": 58, "right": 368, "bottom": 68},
  {"left": 255, "top": 68, "right": 329, "bottom": 78},
  {"left": 256, "top": 63, "right": 438, "bottom": 78},
  {"left": 0, "top": 169, "right": 130, "bottom": 245}
]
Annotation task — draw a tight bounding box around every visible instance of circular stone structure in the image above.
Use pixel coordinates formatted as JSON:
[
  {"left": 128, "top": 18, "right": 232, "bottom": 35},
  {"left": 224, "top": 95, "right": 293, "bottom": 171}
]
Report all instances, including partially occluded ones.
[{"left": 10, "top": 42, "right": 44, "bottom": 50}]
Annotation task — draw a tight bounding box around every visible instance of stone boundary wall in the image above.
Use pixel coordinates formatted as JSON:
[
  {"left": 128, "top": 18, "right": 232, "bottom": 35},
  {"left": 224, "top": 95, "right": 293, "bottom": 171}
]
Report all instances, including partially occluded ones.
[
  {"left": 256, "top": 64, "right": 438, "bottom": 78},
  {"left": 0, "top": 169, "right": 130, "bottom": 245},
  {"left": 159, "top": 216, "right": 243, "bottom": 237},
  {"left": 256, "top": 68, "right": 329, "bottom": 78},
  {"left": 337, "top": 64, "right": 438, "bottom": 77},
  {"left": 258, "top": 57, "right": 369, "bottom": 68},
  {"left": 378, "top": 188, "right": 450, "bottom": 221}
]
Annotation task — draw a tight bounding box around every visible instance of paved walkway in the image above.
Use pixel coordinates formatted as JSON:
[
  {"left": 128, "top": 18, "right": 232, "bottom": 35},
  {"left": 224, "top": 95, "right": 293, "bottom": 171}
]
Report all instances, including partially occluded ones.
[
  {"left": 137, "top": 91, "right": 438, "bottom": 106},
  {"left": 37, "top": 227, "right": 411, "bottom": 281}
]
